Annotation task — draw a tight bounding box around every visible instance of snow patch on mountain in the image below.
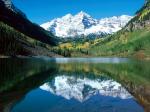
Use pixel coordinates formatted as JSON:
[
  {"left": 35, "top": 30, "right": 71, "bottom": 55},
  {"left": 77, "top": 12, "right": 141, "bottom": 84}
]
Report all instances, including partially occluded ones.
[{"left": 41, "top": 11, "right": 133, "bottom": 38}]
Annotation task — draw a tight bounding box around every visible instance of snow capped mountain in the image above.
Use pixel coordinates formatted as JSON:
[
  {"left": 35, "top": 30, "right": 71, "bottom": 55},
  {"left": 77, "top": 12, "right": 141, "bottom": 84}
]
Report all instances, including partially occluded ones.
[
  {"left": 40, "top": 75, "right": 132, "bottom": 102},
  {"left": 41, "top": 11, "right": 133, "bottom": 38}
]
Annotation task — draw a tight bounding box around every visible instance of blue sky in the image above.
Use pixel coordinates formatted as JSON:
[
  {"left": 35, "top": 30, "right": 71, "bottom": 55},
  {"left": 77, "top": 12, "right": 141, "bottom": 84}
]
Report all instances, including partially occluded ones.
[{"left": 12, "top": 0, "right": 144, "bottom": 24}]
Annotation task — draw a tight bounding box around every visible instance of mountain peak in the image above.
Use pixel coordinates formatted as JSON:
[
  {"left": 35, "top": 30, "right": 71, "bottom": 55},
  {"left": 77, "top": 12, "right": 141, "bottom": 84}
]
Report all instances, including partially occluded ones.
[
  {"left": 76, "top": 11, "right": 91, "bottom": 17},
  {"left": 62, "top": 13, "right": 73, "bottom": 19},
  {"left": 74, "top": 11, "right": 92, "bottom": 19},
  {"left": 41, "top": 12, "right": 132, "bottom": 38}
]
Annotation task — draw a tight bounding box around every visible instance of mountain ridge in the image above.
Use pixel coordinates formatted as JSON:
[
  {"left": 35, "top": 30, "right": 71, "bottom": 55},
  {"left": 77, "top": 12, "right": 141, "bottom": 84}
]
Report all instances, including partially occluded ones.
[
  {"left": 0, "top": 0, "right": 26, "bottom": 18},
  {"left": 0, "top": 0, "right": 57, "bottom": 45},
  {"left": 41, "top": 12, "right": 132, "bottom": 38},
  {"left": 0, "top": 0, "right": 60, "bottom": 56},
  {"left": 87, "top": 0, "right": 150, "bottom": 58}
]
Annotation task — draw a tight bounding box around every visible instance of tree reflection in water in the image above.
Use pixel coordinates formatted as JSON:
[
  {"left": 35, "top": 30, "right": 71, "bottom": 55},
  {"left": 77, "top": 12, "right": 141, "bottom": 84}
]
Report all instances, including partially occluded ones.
[{"left": 0, "top": 58, "right": 149, "bottom": 112}]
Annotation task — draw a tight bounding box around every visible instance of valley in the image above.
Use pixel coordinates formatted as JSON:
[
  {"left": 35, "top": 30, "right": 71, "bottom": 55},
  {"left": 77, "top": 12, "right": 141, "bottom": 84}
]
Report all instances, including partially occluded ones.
[
  {"left": 0, "top": 1, "right": 150, "bottom": 112},
  {"left": 49, "top": 1, "right": 150, "bottom": 58},
  {"left": 0, "top": 0, "right": 150, "bottom": 59}
]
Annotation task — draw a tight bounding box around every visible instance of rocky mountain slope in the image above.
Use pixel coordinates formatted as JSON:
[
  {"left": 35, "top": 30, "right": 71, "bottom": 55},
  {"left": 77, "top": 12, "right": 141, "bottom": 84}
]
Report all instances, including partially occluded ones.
[
  {"left": 1, "top": 0, "right": 26, "bottom": 17},
  {"left": 54, "top": 0, "right": 150, "bottom": 58},
  {"left": 0, "top": 0, "right": 57, "bottom": 45},
  {"left": 89, "top": 0, "right": 150, "bottom": 58},
  {"left": 125, "top": 0, "right": 150, "bottom": 31},
  {"left": 41, "top": 11, "right": 132, "bottom": 38}
]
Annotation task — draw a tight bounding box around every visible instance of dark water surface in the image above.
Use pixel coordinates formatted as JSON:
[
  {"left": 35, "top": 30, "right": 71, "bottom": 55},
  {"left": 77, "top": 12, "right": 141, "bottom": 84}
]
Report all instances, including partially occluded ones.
[{"left": 0, "top": 57, "right": 150, "bottom": 112}]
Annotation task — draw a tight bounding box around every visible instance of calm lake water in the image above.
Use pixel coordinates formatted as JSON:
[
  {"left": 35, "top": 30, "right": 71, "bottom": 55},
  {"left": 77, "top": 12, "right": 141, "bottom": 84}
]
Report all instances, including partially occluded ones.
[{"left": 0, "top": 57, "right": 150, "bottom": 112}]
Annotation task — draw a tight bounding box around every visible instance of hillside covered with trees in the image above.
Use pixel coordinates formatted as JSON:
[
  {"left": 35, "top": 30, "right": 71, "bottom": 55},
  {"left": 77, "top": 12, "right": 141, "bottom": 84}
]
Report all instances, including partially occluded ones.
[
  {"left": 0, "top": 0, "right": 150, "bottom": 58},
  {"left": 54, "top": 0, "right": 150, "bottom": 59},
  {"left": 0, "top": 0, "right": 59, "bottom": 57}
]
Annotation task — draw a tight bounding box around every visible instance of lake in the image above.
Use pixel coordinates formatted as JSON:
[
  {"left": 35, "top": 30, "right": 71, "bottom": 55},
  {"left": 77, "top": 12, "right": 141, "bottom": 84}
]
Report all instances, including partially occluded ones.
[{"left": 0, "top": 57, "right": 150, "bottom": 112}]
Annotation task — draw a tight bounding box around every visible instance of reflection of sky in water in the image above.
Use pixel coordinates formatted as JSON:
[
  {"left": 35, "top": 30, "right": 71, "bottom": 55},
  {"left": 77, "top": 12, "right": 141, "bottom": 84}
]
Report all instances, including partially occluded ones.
[
  {"left": 54, "top": 58, "right": 129, "bottom": 63},
  {"left": 11, "top": 75, "right": 144, "bottom": 112},
  {"left": 34, "top": 57, "right": 129, "bottom": 63}
]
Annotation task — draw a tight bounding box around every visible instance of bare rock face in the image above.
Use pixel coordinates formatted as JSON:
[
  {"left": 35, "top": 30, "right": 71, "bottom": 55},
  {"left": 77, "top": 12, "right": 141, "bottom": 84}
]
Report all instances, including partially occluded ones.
[
  {"left": 0, "top": 0, "right": 26, "bottom": 18},
  {"left": 125, "top": 0, "right": 150, "bottom": 31},
  {"left": 1, "top": 0, "right": 12, "bottom": 8}
]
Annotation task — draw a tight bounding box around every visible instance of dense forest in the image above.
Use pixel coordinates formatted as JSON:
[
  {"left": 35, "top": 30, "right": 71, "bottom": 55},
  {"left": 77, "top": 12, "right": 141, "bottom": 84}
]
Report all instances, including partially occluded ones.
[{"left": 0, "top": 22, "right": 60, "bottom": 56}]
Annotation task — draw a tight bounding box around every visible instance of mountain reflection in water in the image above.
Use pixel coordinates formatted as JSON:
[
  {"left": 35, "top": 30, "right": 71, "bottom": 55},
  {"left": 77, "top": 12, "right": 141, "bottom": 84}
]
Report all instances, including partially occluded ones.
[
  {"left": 0, "top": 57, "right": 149, "bottom": 112},
  {"left": 40, "top": 75, "right": 132, "bottom": 102},
  {"left": 12, "top": 75, "right": 143, "bottom": 112}
]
